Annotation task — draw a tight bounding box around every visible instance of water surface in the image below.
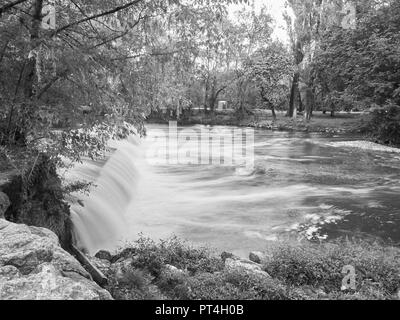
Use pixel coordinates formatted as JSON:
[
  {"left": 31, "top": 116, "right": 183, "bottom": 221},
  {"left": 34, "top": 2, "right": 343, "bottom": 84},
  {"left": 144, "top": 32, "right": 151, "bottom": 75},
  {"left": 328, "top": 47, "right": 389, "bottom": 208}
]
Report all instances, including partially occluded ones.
[
  {"left": 124, "top": 125, "right": 400, "bottom": 256},
  {"left": 70, "top": 125, "right": 400, "bottom": 256}
]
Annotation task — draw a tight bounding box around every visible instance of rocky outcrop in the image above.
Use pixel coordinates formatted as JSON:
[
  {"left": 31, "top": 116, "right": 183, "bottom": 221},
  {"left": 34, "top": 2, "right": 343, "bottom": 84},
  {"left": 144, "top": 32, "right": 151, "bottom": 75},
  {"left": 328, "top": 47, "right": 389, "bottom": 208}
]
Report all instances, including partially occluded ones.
[{"left": 0, "top": 219, "right": 112, "bottom": 300}]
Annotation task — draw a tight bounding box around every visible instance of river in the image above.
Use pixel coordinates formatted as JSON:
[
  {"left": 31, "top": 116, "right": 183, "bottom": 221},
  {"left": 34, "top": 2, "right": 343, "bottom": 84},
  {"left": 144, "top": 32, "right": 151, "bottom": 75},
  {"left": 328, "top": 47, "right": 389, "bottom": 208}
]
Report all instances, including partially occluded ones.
[{"left": 69, "top": 124, "right": 400, "bottom": 256}]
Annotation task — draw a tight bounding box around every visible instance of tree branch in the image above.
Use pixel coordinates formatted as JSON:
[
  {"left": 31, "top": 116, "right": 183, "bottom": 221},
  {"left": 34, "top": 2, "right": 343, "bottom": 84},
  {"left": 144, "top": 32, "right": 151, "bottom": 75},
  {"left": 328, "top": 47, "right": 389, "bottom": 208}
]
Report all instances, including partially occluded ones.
[
  {"left": 0, "top": 0, "right": 29, "bottom": 17},
  {"left": 36, "top": 69, "right": 69, "bottom": 100},
  {"left": 89, "top": 11, "right": 145, "bottom": 49},
  {"left": 53, "top": 0, "right": 144, "bottom": 35}
]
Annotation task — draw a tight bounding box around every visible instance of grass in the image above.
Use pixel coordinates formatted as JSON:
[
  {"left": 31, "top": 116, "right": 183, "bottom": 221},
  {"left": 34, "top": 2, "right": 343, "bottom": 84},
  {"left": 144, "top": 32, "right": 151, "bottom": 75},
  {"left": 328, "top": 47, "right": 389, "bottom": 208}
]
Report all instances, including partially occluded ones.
[{"left": 104, "top": 236, "right": 400, "bottom": 301}]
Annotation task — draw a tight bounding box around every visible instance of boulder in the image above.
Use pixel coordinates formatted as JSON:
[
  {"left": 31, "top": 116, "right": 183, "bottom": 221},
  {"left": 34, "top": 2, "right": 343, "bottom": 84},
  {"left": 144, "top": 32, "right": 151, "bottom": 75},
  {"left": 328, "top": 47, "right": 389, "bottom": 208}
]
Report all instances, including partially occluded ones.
[
  {"left": 95, "top": 250, "right": 113, "bottom": 262},
  {"left": 225, "top": 258, "right": 271, "bottom": 280},
  {"left": 249, "top": 251, "right": 269, "bottom": 264},
  {"left": 221, "top": 251, "right": 240, "bottom": 262},
  {"left": 0, "top": 219, "right": 112, "bottom": 300},
  {"left": 0, "top": 192, "right": 10, "bottom": 219}
]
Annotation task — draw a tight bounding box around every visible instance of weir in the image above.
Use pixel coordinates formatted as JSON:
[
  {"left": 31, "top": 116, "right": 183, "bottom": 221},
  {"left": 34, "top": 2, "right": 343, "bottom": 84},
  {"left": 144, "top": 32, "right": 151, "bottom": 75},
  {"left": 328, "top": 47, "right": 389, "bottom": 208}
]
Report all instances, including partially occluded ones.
[{"left": 69, "top": 136, "right": 144, "bottom": 254}]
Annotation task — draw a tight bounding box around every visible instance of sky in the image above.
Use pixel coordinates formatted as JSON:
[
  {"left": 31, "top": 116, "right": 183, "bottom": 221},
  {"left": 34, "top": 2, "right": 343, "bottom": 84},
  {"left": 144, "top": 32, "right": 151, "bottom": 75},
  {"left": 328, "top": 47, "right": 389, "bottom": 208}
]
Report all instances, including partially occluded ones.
[{"left": 229, "top": 0, "right": 293, "bottom": 44}]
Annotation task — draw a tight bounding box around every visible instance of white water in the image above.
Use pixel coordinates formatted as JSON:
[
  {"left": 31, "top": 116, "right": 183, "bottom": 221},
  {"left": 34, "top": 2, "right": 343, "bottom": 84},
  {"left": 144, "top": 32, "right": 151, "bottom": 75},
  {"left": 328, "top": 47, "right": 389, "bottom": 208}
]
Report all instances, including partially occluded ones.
[
  {"left": 68, "top": 125, "right": 400, "bottom": 256},
  {"left": 69, "top": 136, "right": 147, "bottom": 253}
]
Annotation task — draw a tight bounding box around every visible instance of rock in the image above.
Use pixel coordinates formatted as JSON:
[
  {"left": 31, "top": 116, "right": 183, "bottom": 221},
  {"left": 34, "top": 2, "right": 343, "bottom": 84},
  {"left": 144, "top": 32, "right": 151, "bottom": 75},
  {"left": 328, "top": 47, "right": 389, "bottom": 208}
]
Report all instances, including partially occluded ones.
[
  {"left": 0, "top": 219, "right": 112, "bottom": 300},
  {"left": 225, "top": 258, "right": 271, "bottom": 280},
  {"left": 0, "top": 192, "right": 10, "bottom": 219},
  {"left": 249, "top": 251, "right": 268, "bottom": 264},
  {"left": 165, "top": 264, "right": 186, "bottom": 276},
  {"left": 95, "top": 250, "right": 113, "bottom": 262},
  {"left": 221, "top": 252, "right": 240, "bottom": 262}
]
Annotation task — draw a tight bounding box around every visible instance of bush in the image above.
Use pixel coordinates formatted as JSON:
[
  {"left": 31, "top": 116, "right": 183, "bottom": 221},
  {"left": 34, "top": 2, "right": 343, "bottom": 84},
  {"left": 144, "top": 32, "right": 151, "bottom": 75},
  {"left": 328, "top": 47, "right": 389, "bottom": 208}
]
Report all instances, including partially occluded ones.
[
  {"left": 364, "top": 104, "right": 400, "bottom": 146},
  {"left": 157, "top": 270, "right": 299, "bottom": 300},
  {"left": 262, "top": 240, "right": 400, "bottom": 298},
  {"left": 108, "top": 237, "right": 400, "bottom": 300},
  {"left": 117, "top": 236, "right": 225, "bottom": 277}
]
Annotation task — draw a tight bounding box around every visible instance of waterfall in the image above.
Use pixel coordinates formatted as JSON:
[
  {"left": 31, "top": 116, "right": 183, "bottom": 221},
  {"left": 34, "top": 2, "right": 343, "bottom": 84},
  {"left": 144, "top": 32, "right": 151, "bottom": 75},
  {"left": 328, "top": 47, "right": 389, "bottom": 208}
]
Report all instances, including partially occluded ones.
[{"left": 69, "top": 136, "right": 144, "bottom": 255}]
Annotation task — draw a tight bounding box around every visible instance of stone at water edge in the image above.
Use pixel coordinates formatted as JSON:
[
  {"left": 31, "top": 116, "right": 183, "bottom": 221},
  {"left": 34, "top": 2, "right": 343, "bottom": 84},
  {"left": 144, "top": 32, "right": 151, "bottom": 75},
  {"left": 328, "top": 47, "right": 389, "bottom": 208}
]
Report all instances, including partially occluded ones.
[
  {"left": 0, "top": 219, "right": 112, "bottom": 300},
  {"left": 95, "top": 250, "right": 113, "bottom": 262},
  {"left": 249, "top": 252, "right": 265, "bottom": 264},
  {"left": 224, "top": 258, "right": 271, "bottom": 280},
  {"left": 0, "top": 192, "right": 10, "bottom": 218},
  {"left": 221, "top": 251, "right": 241, "bottom": 262}
]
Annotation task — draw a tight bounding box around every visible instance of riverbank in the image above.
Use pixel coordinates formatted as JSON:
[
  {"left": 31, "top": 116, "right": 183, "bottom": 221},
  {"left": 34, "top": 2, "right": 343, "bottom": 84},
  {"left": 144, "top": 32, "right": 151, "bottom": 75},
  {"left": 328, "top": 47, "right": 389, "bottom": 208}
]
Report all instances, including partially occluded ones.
[
  {"left": 1, "top": 187, "right": 400, "bottom": 300},
  {"left": 148, "top": 111, "right": 366, "bottom": 134},
  {"left": 93, "top": 235, "right": 400, "bottom": 300}
]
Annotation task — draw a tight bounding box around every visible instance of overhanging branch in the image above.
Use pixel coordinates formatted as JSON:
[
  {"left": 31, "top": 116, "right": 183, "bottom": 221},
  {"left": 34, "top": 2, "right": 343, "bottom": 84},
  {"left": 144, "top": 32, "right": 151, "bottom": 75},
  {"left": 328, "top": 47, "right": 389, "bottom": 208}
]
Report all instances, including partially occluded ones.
[
  {"left": 0, "top": 0, "right": 29, "bottom": 17},
  {"left": 53, "top": 0, "right": 144, "bottom": 35}
]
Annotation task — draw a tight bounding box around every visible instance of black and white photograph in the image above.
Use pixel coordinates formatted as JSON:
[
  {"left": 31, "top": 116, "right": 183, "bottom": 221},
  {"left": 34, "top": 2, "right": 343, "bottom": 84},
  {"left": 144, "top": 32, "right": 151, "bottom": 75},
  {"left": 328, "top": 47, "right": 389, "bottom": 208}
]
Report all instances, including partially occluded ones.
[{"left": 0, "top": 0, "right": 399, "bottom": 305}]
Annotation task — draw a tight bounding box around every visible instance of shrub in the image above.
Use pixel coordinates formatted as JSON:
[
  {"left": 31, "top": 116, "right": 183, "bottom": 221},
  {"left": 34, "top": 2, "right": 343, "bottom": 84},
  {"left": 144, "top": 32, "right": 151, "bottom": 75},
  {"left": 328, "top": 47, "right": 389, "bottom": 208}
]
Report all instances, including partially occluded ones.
[
  {"left": 363, "top": 104, "right": 400, "bottom": 146},
  {"left": 108, "top": 237, "right": 400, "bottom": 300},
  {"left": 263, "top": 240, "right": 400, "bottom": 298},
  {"left": 157, "top": 270, "right": 298, "bottom": 300},
  {"left": 118, "top": 236, "right": 225, "bottom": 277},
  {"left": 107, "top": 268, "right": 161, "bottom": 300}
]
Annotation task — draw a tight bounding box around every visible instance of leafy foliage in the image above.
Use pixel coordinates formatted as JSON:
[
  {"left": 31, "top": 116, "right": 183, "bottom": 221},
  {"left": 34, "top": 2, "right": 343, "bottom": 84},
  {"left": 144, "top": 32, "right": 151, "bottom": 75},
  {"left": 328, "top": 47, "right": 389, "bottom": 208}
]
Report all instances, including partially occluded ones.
[
  {"left": 0, "top": 0, "right": 249, "bottom": 164},
  {"left": 312, "top": 0, "right": 400, "bottom": 112},
  {"left": 363, "top": 105, "right": 400, "bottom": 146},
  {"left": 245, "top": 42, "right": 293, "bottom": 119},
  {"left": 106, "top": 236, "right": 400, "bottom": 300},
  {"left": 263, "top": 240, "right": 400, "bottom": 297}
]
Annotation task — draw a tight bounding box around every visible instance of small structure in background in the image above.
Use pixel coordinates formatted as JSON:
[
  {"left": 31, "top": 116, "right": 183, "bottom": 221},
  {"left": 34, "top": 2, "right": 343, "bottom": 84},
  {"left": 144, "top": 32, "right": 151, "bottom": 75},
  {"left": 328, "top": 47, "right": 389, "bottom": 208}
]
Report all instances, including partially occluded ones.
[{"left": 217, "top": 100, "right": 234, "bottom": 112}]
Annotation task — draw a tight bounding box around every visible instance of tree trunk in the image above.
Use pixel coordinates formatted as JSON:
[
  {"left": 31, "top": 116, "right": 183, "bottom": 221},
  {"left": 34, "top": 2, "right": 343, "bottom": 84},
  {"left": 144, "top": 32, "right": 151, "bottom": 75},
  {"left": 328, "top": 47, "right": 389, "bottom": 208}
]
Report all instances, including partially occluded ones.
[
  {"left": 288, "top": 40, "right": 304, "bottom": 118},
  {"left": 288, "top": 72, "right": 300, "bottom": 118},
  {"left": 208, "top": 76, "right": 217, "bottom": 113},
  {"left": 261, "top": 88, "right": 276, "bottom": 121},
  {"left": 22, "top": 0, "right": 43, "bottom": 100},
  {"left": 271, "top": 106, "right": 277, "bottom": 121},
  {"left": 204, "top": 77, "right": 209, "bottom": 113},
  {"left": 304, "top": 87, "right": 315, "bottom": 121}
]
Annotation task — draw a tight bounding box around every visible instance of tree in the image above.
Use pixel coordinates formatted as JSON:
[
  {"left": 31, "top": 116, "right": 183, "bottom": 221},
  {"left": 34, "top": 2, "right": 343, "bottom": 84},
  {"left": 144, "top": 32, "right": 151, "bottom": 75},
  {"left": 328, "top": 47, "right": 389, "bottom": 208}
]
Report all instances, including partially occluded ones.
[
  {"left": 312, "top": 0, "right": 400, "bottom": 113},
  {"left": 0, "top": 0, "right": 247, "bottom": 162},
  {"left": 246, "top": 42, "right": 293, "bottom": 120},
  {"left": 284, "top": 0, "right": 353, "bottom": 118}
]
